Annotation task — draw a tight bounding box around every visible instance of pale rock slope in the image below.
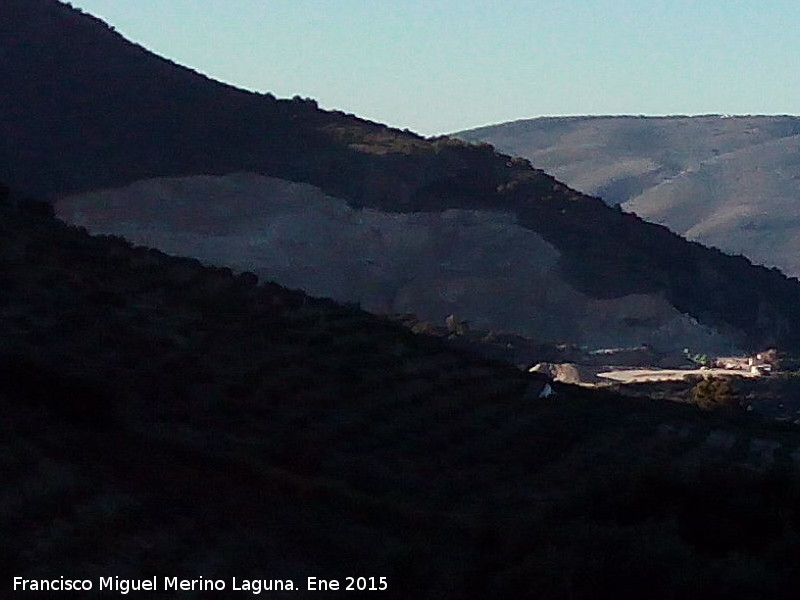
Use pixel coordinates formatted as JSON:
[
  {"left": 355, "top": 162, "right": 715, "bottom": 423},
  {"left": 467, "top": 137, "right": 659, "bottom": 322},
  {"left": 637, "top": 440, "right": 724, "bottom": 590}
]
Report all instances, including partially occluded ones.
[{"left": 56, "top": 173, "right": 730, "bottom": 352}]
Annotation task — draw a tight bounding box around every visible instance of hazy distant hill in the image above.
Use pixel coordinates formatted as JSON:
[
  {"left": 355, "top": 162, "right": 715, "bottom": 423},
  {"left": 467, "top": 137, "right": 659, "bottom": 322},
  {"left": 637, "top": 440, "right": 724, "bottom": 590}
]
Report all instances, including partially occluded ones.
[
  {"left": 457, "top": 115, "right": 800, "bottom": 277},
  {"left": 5, "top": 0, "right": 800, "bottom": 352}
]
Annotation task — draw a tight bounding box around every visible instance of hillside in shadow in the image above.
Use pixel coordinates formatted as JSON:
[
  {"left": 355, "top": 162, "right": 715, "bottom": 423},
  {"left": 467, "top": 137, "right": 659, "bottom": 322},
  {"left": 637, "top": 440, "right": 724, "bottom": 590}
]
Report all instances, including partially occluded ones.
[
  {"left": 3, "top": 1, "right": 800, "bottom": 351},
  {"left": 0, "top": 0, "right": 800, "bottom": 349},
  {"left": 8, "top": 182, "right": 800, "bottom": 596}
]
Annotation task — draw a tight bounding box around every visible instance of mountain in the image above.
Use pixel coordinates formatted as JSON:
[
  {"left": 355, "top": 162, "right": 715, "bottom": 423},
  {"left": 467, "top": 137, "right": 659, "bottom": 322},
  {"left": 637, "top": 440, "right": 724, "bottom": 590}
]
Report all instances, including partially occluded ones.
[
  {"left": 456, "top": 115, "right": 800, "bottom": 277},
  {"left": 8, "top": 184, "right": 800, "bottom": 598},
  {"left": 4, "top": 1, "right": 800, "bottom": 354},
  {"left": 56, "top": 173, "right": 734, "bottom": 353},
  {"left": 10, "top": 4, "right": 800, "bottom": 595}
]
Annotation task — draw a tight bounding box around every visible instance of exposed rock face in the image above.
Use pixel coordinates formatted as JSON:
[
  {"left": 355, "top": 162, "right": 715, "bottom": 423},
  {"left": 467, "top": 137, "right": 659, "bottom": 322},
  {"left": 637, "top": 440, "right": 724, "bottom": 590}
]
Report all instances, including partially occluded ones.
[
  {"left": 57, "top": 173, "right": 733, "bottom": 352},
  {"left": 4, "top": 1, "right": 800, "bottom": 352},
  {"left": 529, "top": 362, "right": 606, "bottom": 384}
]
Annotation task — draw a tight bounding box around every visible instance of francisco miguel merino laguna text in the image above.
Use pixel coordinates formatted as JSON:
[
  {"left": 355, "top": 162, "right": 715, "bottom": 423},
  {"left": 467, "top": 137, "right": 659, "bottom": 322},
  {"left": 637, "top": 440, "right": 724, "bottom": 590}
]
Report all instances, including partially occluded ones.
[{"left": 13, "top": 576, "right": 302, "bottom": 594}]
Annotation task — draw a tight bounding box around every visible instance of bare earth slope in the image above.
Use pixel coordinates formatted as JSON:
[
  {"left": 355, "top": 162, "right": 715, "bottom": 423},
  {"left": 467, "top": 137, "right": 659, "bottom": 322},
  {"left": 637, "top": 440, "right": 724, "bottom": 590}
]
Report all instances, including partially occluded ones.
[
  {"left": 457, "top": 115, "right": 800, "bottom": 276},
  {"left": 10, "top": 186, "right": 800, "bottom": 599},
  {"left": 57, "top": 173, "right": 728, "bottom": 351}
]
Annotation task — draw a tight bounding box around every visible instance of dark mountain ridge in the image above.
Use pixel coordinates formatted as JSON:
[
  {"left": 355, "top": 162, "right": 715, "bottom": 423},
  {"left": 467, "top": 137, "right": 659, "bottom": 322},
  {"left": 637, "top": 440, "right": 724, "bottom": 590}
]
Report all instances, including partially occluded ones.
[
  {"left": 4, "top": 0, "right": 800, "bottom": 351},
  {"left": 8, "top": 6, "right": 800, "bottom": 594},
  {"left": 8, "top": 179, "right": 800, "bottom": 598}
]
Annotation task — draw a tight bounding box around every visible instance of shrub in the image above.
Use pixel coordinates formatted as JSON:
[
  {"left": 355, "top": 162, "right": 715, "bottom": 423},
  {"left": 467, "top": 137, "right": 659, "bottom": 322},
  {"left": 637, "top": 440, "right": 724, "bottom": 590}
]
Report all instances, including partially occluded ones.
[{"left": 691, "top": 377, "right": 739, "bottom": 408}]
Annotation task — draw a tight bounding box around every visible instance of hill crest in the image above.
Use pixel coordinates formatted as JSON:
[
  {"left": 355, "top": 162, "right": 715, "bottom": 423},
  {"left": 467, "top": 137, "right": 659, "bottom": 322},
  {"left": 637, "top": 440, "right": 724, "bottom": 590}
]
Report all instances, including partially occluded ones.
[
  {"left": 4, "top": 1, "right": 800, "bottom": 351},
  {"left": 457, "top": 114, "right": 800, "bottom": 276}
]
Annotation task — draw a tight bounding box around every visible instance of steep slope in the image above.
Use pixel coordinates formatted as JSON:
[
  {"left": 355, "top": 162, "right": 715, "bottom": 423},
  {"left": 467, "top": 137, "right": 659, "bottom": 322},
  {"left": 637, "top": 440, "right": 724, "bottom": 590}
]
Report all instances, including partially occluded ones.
[
  {"left": 457, "top": 115, "right": 800, "bottom": 276},
  {"left": 4, "top": 1, "right": 800, "bottom": 352},
  {"left": 57, "top": 173, "right": 729, "bottom": 351},
  {"left": 9, "top": 187, "right": 800, "bottom": 598},
  {"left": 626, "top": 134, "right": 800, "bottom": 274}
]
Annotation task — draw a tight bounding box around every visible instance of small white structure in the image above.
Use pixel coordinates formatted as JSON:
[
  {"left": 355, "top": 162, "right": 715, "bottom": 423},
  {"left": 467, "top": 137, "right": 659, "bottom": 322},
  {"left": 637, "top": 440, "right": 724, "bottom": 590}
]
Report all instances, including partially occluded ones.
[
  {"left": 750, "top": 364, "right": 772, "bottom": 376},
  {"left": 523, "top": 379, "right": 556, "bottom": 400}
]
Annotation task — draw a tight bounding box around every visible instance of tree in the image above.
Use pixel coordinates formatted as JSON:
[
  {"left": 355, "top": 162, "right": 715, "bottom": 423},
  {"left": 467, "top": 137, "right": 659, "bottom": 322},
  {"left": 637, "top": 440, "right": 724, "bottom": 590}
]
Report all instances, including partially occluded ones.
[
  {"left": 691, "top": 377, "right": 739, "bottom": 409},
  {"left": 683, "top": 347, "right": 710, "bottom": 367}
]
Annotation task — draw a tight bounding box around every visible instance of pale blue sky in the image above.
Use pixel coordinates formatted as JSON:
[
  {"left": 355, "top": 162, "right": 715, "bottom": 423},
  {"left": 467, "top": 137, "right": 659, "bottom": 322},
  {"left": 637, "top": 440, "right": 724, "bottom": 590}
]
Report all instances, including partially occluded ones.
[{"left": 69, "top": 0, "right": 800, "bottom": 136}]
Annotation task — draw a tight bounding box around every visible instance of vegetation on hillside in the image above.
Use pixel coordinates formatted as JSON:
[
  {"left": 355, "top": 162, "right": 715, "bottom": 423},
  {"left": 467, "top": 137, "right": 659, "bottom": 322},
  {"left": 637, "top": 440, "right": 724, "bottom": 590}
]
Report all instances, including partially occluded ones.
[
  {"left": 457, "top": 115, "right": 800, "bottom": 278},
  {"left": 6, "top": 183, "right": 800, "bottom": 596},
  {"left": 690, "top": 377, "right": 740, "bottom": 409},
  {"left": 3, "top": 0, "right": 800, "bottom": 352},
  {"left": 5, "top": 4, "right": 800, "bottom": 597}
]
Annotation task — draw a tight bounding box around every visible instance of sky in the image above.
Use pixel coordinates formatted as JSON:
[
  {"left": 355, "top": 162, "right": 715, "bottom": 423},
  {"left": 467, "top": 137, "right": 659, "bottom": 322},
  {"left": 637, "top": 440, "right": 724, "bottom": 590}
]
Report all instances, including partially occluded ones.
[{"left": 68, "top": 0, "right": 800, "bottom": 136}]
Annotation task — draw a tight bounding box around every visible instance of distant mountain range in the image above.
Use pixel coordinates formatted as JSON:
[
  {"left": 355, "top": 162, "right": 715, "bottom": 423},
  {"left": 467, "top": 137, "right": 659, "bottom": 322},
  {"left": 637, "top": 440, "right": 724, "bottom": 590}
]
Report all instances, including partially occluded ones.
[
  {"left": 457, "top": 115, "right": 800, "bottom": 277},
  {"left": 4, "top": 0, "right": 800, "bottom": 353}
]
